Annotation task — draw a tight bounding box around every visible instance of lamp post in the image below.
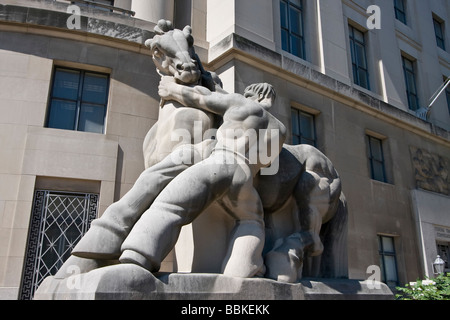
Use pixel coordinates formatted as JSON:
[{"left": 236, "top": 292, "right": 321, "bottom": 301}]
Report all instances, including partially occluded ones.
[{"left": 433, "top": 255, "right": 445, "bottom": 275}]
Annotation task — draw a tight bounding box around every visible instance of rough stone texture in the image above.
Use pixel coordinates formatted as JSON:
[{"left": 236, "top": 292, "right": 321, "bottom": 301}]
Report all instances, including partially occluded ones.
[
  {"left": 34, "top": 264, "right": 393, "bottom": 300},
  {"left": 410, "top": 146, "right": 450, "bottom": 196},
  {"left": 0, "top": 4, "right": 153, "bottom": 45}
]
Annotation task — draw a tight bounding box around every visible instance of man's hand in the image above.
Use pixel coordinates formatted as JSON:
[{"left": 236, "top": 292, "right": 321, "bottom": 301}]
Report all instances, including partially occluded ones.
[{"left": 158, "top": 76, "right": 177, "bottom": 106}]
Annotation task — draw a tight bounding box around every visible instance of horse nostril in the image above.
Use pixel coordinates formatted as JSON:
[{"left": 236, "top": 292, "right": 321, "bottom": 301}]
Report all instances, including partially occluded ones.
[{"left": 176, "top": 63, "right": 184, "bottom": 72}]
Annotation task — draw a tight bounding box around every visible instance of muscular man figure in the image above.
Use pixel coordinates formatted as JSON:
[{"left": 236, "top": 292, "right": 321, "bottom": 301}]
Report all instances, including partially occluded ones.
[{"left": 120, "top": 78, "right": 287, "bottom": 278}]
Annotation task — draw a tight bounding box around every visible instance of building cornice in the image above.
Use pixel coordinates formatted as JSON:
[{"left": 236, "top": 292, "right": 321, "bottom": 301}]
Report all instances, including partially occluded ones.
[
  {"left": 207, "top": 33, "right": 450, "bottom": 148},
  {"left": 0, "top": 4, "right": 154, "bottom": 51}
]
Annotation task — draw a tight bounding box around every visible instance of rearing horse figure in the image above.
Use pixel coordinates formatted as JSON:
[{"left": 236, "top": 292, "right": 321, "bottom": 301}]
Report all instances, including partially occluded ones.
[
  {"left": 142, "top": 20, "right": 223, "bottom": 168},
  {"left": 68, "top": 20, "right": 222, "bottom": 264},
  {"left": 63, "top": 20, "right": 347, "bottom": 283}
]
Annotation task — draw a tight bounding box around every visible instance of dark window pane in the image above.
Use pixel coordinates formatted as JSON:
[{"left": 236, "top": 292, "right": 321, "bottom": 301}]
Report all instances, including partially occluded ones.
[
  {"left": 290, "top": 0, "right": 301, "bottom": 8},
  {"left": 405, "top": 72, "right": 417, "bottom": 95},
  {"left": 372, "top": 160, "right": 386, "bottom": 182},
  {"left": 434, "top": 19, "right": 446, "bottom": 50},
  {"left": 403, "top": 57, "right": 419, "bottom": 111},
  {"left": 378, "top": 235, "right": 399, "bottom": 287},
  {"left": 353, "top": 28, "right": 364, "bottom": 43},
  {"left": 434, "top": 19, "right": 444, "bottom": 38},
  {"left": 408, "top": 93, "right": 419, "bottom": 111},
  {"left": 300, "top": 112, "right": 314, "bottom": 140},
  {"left": 78, "top": 104, "right": 106, "bottom": 134},
  {"left": 384, "top": 256, "right": 398, "bottom": 283},
  {"left": 355, "top": 43, "right": 367, "bottom": 68},
  {"left": 280, "top": 2, "right": 288, "bottom": 29},
  {"left": 368, "top": 136, "right": 387, "bottom": 182},
  {"left": 446, "top": 87, "right": 450, "bottom": 114},
  {"left": 382, "top": 236, "right": 395, "bottom": 253},
  {"left": 48, "top": 100, "right": 77, "bottom": 130},
  {"left": 349, "top": 26, "right": 370, "bottom": 90},
  {"left": 358, "top": 68, "right": 369, "bottom": 89},
  {"left": 369, "top": 137, "right": 383, "bottom": 161},
  {"left": 291, "top": 109, "right": 300, "bottom": 135},
  {"left": 394, "top": 0, "right": 407, "bottom": 24},
  {"left": 290, "top": 8, "right": 302, "bottom": 36},
  {"left": 291, "top": 108, "right": 316, "bottom": 146},
  {"left": 280, "top": 0, "right": 305, "bottom": 59},
  {"left": 437, "top": 38, "right": 446, "bottom": 50},
  {"left": 281, "top": 29, "right": 289, "bottom": 51},
  {"left": 350, "top": 36, "right": 356, "bottom": 59},
  {"left": 403, "top": 57, "right": 413, "bottom": 71},
  {"left": 52, "top": 69, "right": 80, "bottom": 101},
  {"left": 290, "top": 35, "right": 303, "bottom": 57},
  {"left": 47, "top": 68, "right": 109, "bottom": 133},
  {"left": 82, "top": 73, "right": 108, "bottom": 105}
]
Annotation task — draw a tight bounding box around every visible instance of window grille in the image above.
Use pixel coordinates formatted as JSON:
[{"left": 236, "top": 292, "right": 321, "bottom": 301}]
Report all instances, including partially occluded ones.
[{"left": 19, "top": 190, "right": 98, "bottom": 300}]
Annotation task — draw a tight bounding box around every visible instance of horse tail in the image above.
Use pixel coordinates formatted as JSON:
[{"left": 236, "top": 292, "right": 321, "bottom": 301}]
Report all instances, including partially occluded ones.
[{"left": 318, "top": 192, "right": 348, "bottom": 279}]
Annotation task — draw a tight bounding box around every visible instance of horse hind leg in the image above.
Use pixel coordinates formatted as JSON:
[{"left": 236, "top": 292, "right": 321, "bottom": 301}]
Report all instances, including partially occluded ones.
[
  {"left": 293, "top": 171, "right": 327, "bottom": 257},
  {"left": 318, "top": 193, "right": 348, "bottom": 279}
]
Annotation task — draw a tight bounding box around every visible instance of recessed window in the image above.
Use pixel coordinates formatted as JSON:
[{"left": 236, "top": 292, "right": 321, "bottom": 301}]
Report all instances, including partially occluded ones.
[
  {"left": 47, "top": 67, "right": 109, "bottom": 134},
  {"left": 433, "top": 17, "right": 446, "bottom": 51},
  {"left": 379, "top": 236, "right": 399, "bottom": 288},
  {"left": 394, "top": 0, "right": 407, "bottom": 25},
  {"left": 280, "top": 0, "right": 306, "bottom": 59},
  {"left": 367, "top": 135, "right": 387, "bottom": 183},
  {"left": 291, "top": 108, "right": 316, "bottom": 146},
  {"left": 20, "top": 190, "right": 98, "bottom": 300},
  {"left": 349, "top": 25, "right": 370, "bottom": 90},
  {"left": 402, "top": 56, "right": 420, "bottom": 111}
]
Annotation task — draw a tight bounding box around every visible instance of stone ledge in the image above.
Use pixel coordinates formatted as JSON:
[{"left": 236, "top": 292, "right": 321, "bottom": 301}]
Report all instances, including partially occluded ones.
[
  {"left": 34, "top": 264, "right": 393, "bottom": 300},
  {"left": 0, "top": 4, "right": 154, "bottom": 45}
]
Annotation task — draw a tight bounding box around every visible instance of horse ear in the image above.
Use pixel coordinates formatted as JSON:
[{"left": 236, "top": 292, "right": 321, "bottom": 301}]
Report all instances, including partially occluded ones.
[
  {"left": 183, "top": 25, "right": 194, "bottom": 46},
  {"left": 144, "top": 38, "right": 152, "bottom": 48},
  {"left": 155, "top": 19, "right": 173, "bottom": 35},
  {"left": 183, "top": 25, "right": 192, "bottom": 36}
]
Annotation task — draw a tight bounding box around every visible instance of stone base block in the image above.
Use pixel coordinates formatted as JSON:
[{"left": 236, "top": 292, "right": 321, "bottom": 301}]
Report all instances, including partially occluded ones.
[{"left": 34, "top": 264, "right": 393, "bottom": 300}]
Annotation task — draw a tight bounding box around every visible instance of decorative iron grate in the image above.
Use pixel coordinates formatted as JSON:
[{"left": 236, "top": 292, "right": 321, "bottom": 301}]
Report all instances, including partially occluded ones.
[{"left": 19, "top": 190, "right": 98, "bottom": 300}]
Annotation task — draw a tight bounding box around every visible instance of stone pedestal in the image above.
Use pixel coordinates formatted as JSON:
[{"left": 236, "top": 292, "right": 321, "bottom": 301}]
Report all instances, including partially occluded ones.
[{"left": 34, "top": 264, "right": 393, "bottom": 300}]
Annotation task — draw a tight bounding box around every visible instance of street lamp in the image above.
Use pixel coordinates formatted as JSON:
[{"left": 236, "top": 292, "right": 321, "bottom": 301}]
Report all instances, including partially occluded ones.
[{"left": 433, "top": 255, "right": 445, "bottom": 275}]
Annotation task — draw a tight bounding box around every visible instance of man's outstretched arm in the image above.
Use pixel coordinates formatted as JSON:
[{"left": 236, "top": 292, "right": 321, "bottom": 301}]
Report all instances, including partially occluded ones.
[{"left": 158, "top": 76, "right": 244, "bottom": 116}]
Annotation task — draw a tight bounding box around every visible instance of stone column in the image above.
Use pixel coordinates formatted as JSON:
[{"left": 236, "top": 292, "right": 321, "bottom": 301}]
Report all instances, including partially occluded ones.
[{"left": 131, "top": 0, "right": 174, "bottom": 23}]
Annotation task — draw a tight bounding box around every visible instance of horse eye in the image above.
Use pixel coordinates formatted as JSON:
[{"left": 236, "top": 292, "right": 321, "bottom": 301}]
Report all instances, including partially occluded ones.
[{"left": 153, "top": 48, "right": 162, "bottom": 58}]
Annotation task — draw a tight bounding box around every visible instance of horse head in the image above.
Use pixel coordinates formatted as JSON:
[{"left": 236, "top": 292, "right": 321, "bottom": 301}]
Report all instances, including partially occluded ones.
[{"left": 145, "top": 19, "right": 201, "bottom": 85}]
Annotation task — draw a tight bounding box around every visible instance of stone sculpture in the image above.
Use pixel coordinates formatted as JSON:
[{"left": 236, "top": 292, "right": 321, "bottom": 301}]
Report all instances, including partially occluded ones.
[
  {"left": 38, "top": 20, "right": 348, "bottom": 296},
  {"left": 410, "top": 146, "right": 450, "bottom": 196}
]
